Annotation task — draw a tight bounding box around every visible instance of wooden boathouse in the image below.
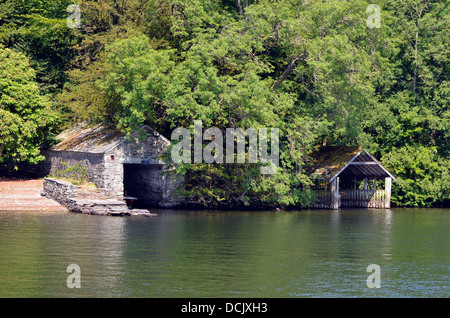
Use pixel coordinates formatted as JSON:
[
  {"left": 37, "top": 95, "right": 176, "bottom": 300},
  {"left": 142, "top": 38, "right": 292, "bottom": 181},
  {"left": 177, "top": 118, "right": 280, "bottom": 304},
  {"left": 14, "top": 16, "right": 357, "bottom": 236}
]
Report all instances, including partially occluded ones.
[{"left": 308, "top": 146, "right": 396, "bottom": 209}]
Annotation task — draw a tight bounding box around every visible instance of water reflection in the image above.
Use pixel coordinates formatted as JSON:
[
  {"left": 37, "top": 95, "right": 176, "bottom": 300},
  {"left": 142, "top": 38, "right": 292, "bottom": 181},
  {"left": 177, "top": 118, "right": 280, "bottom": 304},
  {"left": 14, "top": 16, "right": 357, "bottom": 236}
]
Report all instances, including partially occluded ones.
[
  {"left": 381, "top": 209, "right": 393, "bottom": 261},
  {"left": 84, "top": 217, "right": 127, "bottom": 296},
  {"left": 0, "top": 208, "right": 448, "bottom": 297}
]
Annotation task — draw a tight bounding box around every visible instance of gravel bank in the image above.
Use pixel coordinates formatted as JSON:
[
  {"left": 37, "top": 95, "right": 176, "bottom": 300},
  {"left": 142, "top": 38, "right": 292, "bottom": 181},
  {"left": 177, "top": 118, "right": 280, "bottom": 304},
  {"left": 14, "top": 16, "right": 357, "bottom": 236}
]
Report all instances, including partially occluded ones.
[{"left": 0, "top": 178, "right": 69, "bottom": 212}]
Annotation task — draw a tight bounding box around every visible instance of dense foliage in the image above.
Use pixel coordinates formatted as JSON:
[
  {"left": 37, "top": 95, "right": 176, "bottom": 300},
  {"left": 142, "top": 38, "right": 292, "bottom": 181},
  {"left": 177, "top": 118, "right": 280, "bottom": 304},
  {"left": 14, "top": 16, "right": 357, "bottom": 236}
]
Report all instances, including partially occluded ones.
[
  {"left": 0, "top": 0, "right": 448, "bottom": 207},
  {"left": 0, "top": 45, "right": 58, "bottom": 165}
]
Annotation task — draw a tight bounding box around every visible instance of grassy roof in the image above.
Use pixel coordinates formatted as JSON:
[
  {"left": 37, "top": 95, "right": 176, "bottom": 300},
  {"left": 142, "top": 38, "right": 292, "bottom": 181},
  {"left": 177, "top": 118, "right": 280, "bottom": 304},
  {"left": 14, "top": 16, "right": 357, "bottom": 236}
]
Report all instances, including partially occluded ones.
[
  {"left": 51, "top": 122, "right": 125, "bottom": 153},
  {"left": 307, "top": 145, "right": 362, "bottom": 179}
]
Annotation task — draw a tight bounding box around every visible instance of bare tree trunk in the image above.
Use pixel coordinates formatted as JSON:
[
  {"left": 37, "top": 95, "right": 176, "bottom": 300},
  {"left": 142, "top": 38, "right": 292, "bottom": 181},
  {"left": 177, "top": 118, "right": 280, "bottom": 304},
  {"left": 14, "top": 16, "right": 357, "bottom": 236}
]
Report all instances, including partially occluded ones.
[
  {"left": 272, "top": 53, "right": 308, "bottom": 91},
  {"left": 413, "top": 24, "right": 418, "bottom": 93},
  {"left": 412, "top": 1, "right": 429, "bottom": 94},
  {"left": 236, "top": 0, "right": 244, "bottom": 17}
]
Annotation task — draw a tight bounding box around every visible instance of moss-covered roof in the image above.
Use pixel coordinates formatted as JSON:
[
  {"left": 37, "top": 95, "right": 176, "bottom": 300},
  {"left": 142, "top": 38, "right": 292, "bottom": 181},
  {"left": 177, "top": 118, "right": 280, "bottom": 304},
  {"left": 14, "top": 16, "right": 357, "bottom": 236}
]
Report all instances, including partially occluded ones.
[
  {"left": 306, "top": 145, "right": 396, "bottom": 181},
  {"left": 307, "top": 145, "right": 362, "bottom": 179},
  {"left": 51, "top": 123, "right": 125, "bottom": 153}
]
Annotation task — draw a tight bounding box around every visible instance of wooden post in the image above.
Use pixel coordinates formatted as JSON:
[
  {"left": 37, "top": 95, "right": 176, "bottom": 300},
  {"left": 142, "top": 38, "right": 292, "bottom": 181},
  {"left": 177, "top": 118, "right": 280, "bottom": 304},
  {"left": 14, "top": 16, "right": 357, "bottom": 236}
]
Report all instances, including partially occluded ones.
[
  {"left": 385, "top": 177, "right": 392, "bottom": 208},
  {"left": 364, "top": 178, "right": 368, "bottom": 190},
  {"left": 331, "top": 177, "right": 339, "bottom": 209},
  {"left": 337, "top": 177, "right": 340, "bottom": 208},
  {"left": 330, "top": 178, "right": 336, "bottom": 209}
]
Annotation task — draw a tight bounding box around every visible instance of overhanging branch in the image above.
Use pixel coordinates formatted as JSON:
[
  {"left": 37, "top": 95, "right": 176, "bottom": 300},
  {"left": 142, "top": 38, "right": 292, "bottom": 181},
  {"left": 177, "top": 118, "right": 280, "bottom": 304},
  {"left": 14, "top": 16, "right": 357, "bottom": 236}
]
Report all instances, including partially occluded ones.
[{"left": 272, "top": 52, "right": 308, "bottom": 91}]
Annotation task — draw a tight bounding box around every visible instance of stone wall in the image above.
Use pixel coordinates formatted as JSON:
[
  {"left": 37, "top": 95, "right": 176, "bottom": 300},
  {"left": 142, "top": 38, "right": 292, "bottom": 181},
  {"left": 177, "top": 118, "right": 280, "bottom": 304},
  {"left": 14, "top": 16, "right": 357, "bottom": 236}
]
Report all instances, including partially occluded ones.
[
  {"left": 103, "top": 152, "right": 124, "bottom": 199},
  {"left": 42, "top": 150, "right": 105, "bottom": 191},
  {"left": 41, "top": 178, "right": 140, "bottom": 216},
  {"left": 42, "top": 178, "right": 78, "bottom": 209},
  {"left": 111, "top": 127, "right": 170, "bottom": 162},
  {"left": 160, "top": 167, "right": 186, "bottom": 208}
]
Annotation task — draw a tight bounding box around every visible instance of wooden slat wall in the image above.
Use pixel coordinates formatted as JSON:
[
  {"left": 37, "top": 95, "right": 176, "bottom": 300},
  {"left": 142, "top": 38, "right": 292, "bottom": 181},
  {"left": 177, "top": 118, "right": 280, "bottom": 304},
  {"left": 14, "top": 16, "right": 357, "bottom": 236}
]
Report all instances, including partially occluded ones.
[
  {"left": 340, "top": 190, "right": 387, "bottom": 208},
  {"left": 311, "top": 189, "right": 388, "bottom": 209},
  {"left": 310, "top": 190, "right": 332, "bottom": 209}
]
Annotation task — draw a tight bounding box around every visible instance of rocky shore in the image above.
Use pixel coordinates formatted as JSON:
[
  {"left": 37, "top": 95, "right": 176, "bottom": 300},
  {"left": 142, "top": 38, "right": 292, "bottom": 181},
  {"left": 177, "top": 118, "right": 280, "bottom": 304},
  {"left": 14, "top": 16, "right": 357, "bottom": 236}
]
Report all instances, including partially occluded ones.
[{"left": 41, "top": 178, "right": 157, "bottom": 217}]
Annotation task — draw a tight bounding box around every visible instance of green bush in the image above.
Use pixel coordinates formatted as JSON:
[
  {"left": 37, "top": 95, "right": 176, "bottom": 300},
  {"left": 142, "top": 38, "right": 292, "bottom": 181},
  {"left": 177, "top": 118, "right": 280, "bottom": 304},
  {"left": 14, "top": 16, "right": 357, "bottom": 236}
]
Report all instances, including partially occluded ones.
[{"left": 48, "top": 161, "right": 88, "bottom": 186}]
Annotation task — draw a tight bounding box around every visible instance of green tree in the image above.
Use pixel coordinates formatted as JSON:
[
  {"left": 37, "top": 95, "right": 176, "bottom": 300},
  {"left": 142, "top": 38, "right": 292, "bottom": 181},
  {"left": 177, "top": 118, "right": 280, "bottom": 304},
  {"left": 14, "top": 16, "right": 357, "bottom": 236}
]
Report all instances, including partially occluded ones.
[
  {"left": 360, "top": 0, "right": 450, "bottom": 206},
  {"left": 381, "top": 146, "right": 450, "bottom": 207},
  {"left": 0, "top": 0, "right": 79, "bottom": 96},
  {"left": 0, "top": 45, "right": 58, "bottom": 165}
]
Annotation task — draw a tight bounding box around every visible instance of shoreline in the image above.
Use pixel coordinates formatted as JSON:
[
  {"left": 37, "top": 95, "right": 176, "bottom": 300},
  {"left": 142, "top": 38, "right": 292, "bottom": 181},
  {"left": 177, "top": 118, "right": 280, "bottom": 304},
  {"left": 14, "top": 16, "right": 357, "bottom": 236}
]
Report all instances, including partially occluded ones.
[
  {"left": 1, "top": 177, "right": 448, "bottom": 213},
  {"left": 0, "top": 178, "right": 69, "bottom": 212}
]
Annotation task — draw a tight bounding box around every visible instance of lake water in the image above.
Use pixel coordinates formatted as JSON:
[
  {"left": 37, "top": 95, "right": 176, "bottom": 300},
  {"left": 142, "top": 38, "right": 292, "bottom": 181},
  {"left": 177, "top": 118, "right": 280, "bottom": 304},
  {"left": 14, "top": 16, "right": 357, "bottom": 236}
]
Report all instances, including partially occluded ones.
[{"left": 0, "top": 208, "right": 448, "bottom": 298}]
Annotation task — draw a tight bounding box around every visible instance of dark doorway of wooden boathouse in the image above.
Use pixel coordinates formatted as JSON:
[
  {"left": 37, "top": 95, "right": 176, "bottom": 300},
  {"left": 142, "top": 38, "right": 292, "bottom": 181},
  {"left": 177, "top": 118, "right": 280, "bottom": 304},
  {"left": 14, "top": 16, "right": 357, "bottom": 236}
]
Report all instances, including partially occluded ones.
[{"left": 123, "top": 163, "right": 164, "bottom": 208}]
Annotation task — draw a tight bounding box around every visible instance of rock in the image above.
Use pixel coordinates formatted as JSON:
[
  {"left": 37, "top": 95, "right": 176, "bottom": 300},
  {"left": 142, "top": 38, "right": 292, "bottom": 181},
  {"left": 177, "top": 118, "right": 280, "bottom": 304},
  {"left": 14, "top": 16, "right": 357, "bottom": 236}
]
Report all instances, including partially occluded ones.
[
  {"left": 43, "top": 178, "right": 157, "bottom": 217},
  {"left": 130, "top": 209, "right": 158, "bottom": 217}
]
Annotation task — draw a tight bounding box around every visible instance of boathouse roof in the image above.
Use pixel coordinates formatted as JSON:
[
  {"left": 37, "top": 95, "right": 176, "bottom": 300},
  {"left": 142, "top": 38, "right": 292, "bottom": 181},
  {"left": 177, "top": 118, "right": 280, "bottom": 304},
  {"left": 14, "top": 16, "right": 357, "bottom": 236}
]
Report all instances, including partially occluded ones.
[
  {"left": 308, "top": 146, "right": 396, "bottom": 182},
  {"left": 51, "top": 122, "right": 170, "bottom": 154}
]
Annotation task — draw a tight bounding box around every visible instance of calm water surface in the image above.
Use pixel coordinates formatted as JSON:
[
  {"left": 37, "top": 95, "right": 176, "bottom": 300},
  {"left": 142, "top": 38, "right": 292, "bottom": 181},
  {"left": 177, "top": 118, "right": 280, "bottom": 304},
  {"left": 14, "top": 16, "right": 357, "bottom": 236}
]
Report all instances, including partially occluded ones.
[{"left": 0, "top": 208, "right": 448, "bottom": 298}]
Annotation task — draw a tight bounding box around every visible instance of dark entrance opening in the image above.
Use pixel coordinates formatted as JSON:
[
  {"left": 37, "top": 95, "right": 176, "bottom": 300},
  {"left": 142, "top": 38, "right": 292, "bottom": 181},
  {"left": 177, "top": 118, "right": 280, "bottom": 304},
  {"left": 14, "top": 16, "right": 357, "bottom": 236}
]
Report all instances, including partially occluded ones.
[{"left": 123, "top": 163, "right": 164, "bottom": 208}]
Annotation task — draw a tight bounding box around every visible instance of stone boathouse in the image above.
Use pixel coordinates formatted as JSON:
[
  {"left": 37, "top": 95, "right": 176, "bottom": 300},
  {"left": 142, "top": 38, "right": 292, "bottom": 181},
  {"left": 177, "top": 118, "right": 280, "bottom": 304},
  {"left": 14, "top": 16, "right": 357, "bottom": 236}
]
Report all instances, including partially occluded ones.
[{"left": 42, "top": 123, "right": 183, "bottom": 208}]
